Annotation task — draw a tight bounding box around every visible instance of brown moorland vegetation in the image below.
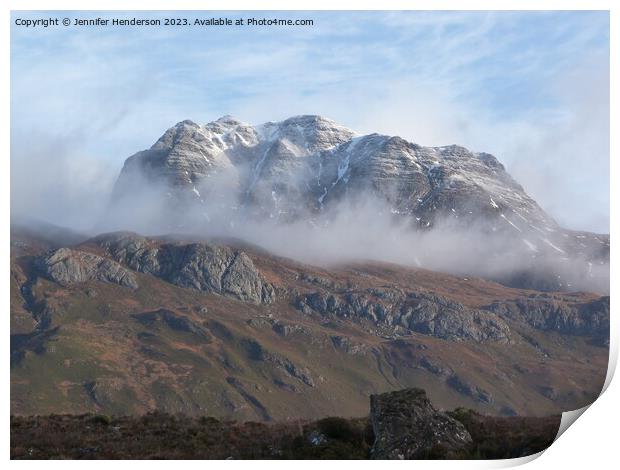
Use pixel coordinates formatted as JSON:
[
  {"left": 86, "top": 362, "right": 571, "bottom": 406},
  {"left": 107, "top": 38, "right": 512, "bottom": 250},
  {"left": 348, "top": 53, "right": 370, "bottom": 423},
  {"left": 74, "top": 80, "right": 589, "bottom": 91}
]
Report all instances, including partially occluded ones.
[{"left": 11, "top": 409, "right": 560, "bottom": 460}]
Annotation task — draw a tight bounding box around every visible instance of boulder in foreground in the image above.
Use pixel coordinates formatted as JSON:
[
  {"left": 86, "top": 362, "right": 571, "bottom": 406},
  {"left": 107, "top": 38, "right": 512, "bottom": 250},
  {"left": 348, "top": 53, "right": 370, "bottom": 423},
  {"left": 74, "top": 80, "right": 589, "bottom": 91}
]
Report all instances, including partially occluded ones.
[{"left": 370, "top": 388, "right": 473, "bottom": 459}]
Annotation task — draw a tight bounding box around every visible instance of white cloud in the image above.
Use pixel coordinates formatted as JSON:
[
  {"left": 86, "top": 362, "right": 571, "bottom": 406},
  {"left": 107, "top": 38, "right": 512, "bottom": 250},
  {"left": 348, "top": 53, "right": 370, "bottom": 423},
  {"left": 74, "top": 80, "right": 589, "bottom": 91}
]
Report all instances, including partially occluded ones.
[{"left": 10, "top": 11, "right": 609, "bottom": 232}]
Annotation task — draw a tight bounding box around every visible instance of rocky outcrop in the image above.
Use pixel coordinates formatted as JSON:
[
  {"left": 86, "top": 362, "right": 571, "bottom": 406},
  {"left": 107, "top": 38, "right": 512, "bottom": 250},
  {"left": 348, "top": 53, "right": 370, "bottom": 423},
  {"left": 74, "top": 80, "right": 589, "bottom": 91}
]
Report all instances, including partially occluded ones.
[
  {"left": 132, "top": 308, "right": 212, "bottom": 341},
  {"left": 34, "top": 231, "right": 276, "bottom": 305},
  {"left": 412, "top": 354, "right": 493, "bottom": 404},
  {"left": 296, "top": 289, "right": 511, "bottom": 342},
  {"left": 487, "top": 295, "right": 610, "bottom": 339},
  {"left": 36, "top": 248, "right": 138, "bottom": 289},
  {"left": 370, "top": 388, "right": 473, "bottom": 459},
  {"left": 92, "top": 233, "right": 274, "bottom": 304},
  {"left": 331, "top": 336, "right": 369, "bottom": 355},
  {"left": 447, "top": 375, "right": 493, "bottom": 404},
  {"left": 84, "top": 378, "right": 135, "bottom": 411},
  {"left": 401, "top": 293, "right": 511, "bottom": 342},
  {"left": 240, "top": 338, "right": 315, "bottom": 387},
  {"left": 294, "top": 282, "right": 609, "bottom": 345}
]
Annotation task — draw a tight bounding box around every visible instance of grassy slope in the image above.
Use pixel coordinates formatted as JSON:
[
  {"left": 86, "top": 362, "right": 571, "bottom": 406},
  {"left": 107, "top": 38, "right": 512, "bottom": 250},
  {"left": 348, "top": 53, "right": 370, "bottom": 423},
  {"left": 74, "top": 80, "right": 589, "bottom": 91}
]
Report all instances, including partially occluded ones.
[{"left": 10, "top": 234, "right": 609, "bottom": 420}]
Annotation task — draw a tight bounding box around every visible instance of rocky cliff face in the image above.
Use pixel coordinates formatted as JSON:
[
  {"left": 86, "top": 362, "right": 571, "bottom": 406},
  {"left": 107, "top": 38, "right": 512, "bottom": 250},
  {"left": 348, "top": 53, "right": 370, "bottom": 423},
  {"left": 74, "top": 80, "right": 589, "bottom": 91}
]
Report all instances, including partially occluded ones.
[
  {"left": 293, "top": 285, "right": 608, "bottom": 343},
  {"left": 92, "top": 232, "right": 275, "bottom": 304},
  {"left": 488, "top": 295, "right": 610, "bottom": 343},
  {"left": 295, "top": 290, "right": 512, "bottom": 342},
  {"left": 29, "top": 231, "right": 610, "bottom": 343},
  {"left": 36, "top": 248, "right": 138, "bottom": 290},
  {"left": 29, "top": 233, "right": 275, "bottom": 305}
]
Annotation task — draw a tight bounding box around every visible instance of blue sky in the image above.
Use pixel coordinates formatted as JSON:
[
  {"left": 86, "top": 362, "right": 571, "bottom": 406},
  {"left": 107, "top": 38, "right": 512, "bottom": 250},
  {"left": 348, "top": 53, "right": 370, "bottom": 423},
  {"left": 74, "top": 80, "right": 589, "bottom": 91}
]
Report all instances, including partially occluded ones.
[{"left": 11, "top": 11, "right": 610, "bottom": 232}]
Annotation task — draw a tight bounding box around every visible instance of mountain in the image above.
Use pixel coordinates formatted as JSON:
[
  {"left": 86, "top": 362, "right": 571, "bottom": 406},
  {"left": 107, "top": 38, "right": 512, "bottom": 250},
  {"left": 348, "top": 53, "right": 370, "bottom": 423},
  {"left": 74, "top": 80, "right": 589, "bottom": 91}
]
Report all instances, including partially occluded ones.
[
  {"left": 10, "top": 115, "right": 609, "bottom": 423},
  {"left": 109, "top": 115, "right": 609, "bottom": 293},
  {"left": 10, "top": 227, "right": 608, "bottom": 419}
]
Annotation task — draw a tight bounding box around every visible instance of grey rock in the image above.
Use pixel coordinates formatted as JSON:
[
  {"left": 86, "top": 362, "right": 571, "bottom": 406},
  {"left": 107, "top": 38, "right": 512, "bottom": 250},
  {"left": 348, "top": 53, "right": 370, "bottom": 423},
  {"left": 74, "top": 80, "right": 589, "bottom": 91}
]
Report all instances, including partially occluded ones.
[
  {"left": 446, "top": 375, "right": 493, "bottom": 404},
  {"left": 85, "top": 288, "right": 98, "bottom": 298},
  {"left": 241, "top": 337, "right": 315, "bottom": 387},
  {"left": 245, "top": 317, "right": 272, "bottom": 329},
  {"left": 330, "top": 335, "right": 368, "bottom": 355},
  {"left": 83, "top": 378, "right": 131, "bottom": 409},
  {"left": 220, "top": 252, "right": 264, "bottom": 303},
  {"left": 271, "top": 321, "right": 309, "bottom": 338},
  {"left": 37, "top": 248, "right": 138, "bottom": 289},
  {"left": 94, "top": 232, "right": 272, "bottom": 305},
  {"left": 538, "top": 386, "right": 558, "bottom": 400},
  {"left": 132, "top": 308, "right": 211, "bottom": 340},
  {"left": 293, "top": 285, "right": 608, "bottom": 344},
  {"left": 298, "top": 273, "right": 337, "bottom": 289},
  {"left": 403, "top": 293, "right": 511, "bottom": 342},
  {"left": 488, "top": 295, "right": 609, "bottom": 338},
  {"left": 296, "top": 289, "right": 511, "bottom": 342},
  {"left": 275, "top": 357, "right": 315, "bottom": 387},
  {"left": 307, "top": 430, "right": 328, "bottom": 446},
  {"left": 419, "top": 356, "right": 453, "bottom": 378},
  {"left": 370, "top": 388, "right": 473, "bottom": 459}
]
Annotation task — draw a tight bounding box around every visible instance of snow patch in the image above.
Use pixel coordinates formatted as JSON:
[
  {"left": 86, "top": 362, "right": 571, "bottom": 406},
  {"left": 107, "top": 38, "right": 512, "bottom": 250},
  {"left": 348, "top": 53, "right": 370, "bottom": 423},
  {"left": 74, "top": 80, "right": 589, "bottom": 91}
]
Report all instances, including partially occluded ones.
[
  {"left": 542, "top": 238, "right": 566, "bottom": 254},
  {"left": 500, "top": 214, "right": 522, "bottom": 232}
]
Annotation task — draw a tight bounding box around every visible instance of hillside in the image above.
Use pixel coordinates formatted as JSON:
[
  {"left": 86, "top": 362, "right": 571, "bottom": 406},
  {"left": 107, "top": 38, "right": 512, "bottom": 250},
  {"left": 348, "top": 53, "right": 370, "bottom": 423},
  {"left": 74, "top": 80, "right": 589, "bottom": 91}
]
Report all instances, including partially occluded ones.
[{"left": 10, "top": 226, "right": 608, "bottom": 419}]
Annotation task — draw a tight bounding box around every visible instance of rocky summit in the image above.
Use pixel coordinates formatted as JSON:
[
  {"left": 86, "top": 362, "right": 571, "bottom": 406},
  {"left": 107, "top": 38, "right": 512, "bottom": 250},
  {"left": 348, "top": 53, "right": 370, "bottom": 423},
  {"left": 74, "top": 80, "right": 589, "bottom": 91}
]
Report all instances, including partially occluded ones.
[{"left": 109, "top": 115, "right": 608, "bottom": 293}]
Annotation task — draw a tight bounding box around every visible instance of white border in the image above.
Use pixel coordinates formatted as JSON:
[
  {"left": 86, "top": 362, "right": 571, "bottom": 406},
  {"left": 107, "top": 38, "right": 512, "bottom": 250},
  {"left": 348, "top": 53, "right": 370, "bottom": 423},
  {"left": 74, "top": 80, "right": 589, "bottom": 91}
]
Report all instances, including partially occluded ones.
[{"left": 3, "top": 1, "right": 616, "bottom": 468}]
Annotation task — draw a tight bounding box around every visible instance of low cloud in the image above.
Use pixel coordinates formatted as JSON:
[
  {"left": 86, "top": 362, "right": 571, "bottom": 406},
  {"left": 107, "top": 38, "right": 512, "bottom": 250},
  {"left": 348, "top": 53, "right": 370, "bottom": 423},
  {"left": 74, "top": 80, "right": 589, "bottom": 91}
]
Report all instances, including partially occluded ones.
[
  {"left": 97, "top": 185, "right": 610, "bottom": 294},
  {"left": 10, "top": 11, "right": 609, "bottom": 294}
]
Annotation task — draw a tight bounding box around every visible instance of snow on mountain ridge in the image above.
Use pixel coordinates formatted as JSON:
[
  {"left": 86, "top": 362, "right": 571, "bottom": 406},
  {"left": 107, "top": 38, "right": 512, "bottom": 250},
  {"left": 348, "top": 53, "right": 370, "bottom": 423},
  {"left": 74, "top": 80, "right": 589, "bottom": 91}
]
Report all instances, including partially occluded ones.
[
  {"left": 114, "top": 114, "right": 556, "bottom": 228},
  {"left": 110, "top": 115, "right": 609, "bottom": 290}
]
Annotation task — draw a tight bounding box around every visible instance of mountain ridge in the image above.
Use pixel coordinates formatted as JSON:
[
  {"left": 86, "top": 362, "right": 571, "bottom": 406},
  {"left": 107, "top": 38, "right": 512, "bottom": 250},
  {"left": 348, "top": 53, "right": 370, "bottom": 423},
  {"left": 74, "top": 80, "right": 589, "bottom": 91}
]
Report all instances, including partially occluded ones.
[{"left": 108, "top": 115, "right": 609, "bottom": 293}]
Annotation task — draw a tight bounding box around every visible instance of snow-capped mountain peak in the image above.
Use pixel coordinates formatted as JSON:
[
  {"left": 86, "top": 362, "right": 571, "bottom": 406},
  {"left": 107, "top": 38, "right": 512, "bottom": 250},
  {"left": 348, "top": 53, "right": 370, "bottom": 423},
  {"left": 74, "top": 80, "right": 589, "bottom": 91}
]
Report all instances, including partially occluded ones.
[{"left": 110, "top": 114, "right": 609, "bottom": 290}]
